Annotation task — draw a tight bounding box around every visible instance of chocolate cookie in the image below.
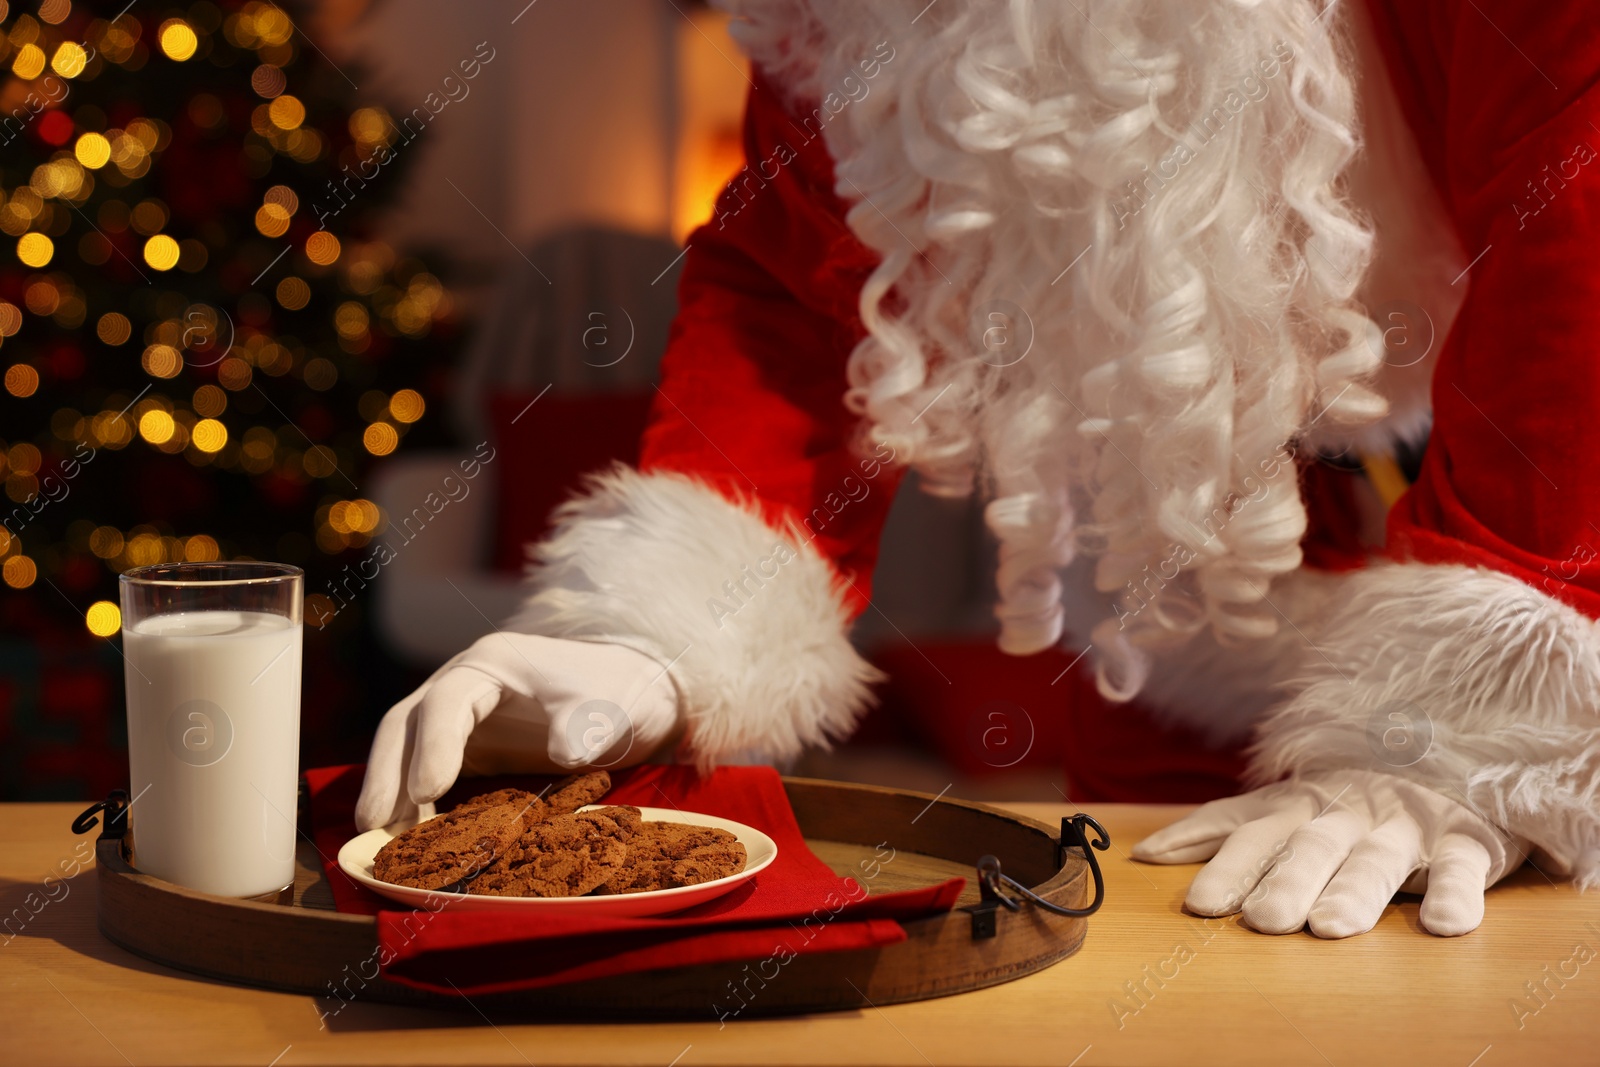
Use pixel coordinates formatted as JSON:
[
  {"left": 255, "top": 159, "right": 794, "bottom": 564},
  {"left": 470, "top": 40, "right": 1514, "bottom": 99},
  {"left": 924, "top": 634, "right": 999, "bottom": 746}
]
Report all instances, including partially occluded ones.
[
  {"left": 465, "top": 807, "right": 637, "bottom": 898},
  {"left": 372, "top": 799, "right": 527, "bottom": 891},
  {"left": 673, "top": 841, "right": 749, "bottom": 886},
  {"left": 455, "top": 776, "right": 605, "bottom": 830},
  {"left": 542, "top": 770, "right": 612, "bottom": 815},
  {"left": 595, "top": 821, "right": 747, "bottom": 894},
  {"left": 460, "top": 787, "right": 538, "bottom": 811}
]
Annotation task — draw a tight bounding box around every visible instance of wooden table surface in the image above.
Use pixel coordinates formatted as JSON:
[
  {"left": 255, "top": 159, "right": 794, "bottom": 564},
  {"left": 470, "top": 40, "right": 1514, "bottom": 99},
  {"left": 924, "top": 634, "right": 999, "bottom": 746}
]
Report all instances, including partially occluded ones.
[{"left": 4, "top": 798, "right": 1598, "bottom": 1067}]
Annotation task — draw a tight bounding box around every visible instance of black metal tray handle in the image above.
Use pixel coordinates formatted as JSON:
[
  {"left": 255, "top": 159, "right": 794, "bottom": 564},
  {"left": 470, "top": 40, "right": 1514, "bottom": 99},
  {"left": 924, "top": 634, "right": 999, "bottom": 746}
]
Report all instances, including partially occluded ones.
[
  {"left": 73, "top": 789, "right": 131, "bottom": 841},
  {"left": 969, "top": 813, "right": 1109, "bottom": 939}
]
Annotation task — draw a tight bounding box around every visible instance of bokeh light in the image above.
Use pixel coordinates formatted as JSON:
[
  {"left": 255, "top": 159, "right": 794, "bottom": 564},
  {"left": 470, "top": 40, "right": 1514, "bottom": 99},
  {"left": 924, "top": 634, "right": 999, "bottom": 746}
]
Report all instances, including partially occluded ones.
[
  {"left": 8, "top": 443, "right": 41, "bottom": 474},
  {"left": 349, "top": 108, "right": 392, "bottom": 147},
  {"left": 251, "top": 64, "right": 286, "bottom": 98},
  {"left": 139, "top": 409, "right": 176, "bottom": 445},
  {"left": 17, "top": 233, "right": 53, "bottom": 267},
  {"left": 89, "top": 526, "right": 124, "bottom": 558},
  {"left": 141, "top": 344, "right": 182, "bottom": 378},
  {"left": 362, "top": 422, "right": 398, "bottom": 456},
  {"left": 125, "top": 532, "right": 163, "bottom": 567},
  {"left": 51, "top": 41, "right": 87, "bottom": 78},
  {"left": 159, "top": 20, "right": 199, "bottom": 61},
  {"left": 264, "top": 185, "right": 298, "bottom": 214},
  {"left": 184, "top": 535, "right": 220, "bottom": 562},
  {"left": 25, "top": 281, "right": 60, "bottom": 317},
  {"left": 328, "top": 498, "right": 382, "bottom": 534},
  {"left": 218, "top": 357, "right": 252, "bottom": 390},
  {"left": 191, "top": 418, "right": 227, "bottom": 452},
  {"left": 4, "top": 364, "right": 39, "bottom": 398},
  {"left": 302, "top": 357, "right": 337, "bottom": 390},
  {"left": 306, "top": 231, "right": 340, "bottom": 266},
  {"left": 85, "top": 601, "right": 122, "bottom": 637},
  {"left": 75, "top": 133, "right": 111, "bottom": 169},
  {"left": 96, "top": 312, "right": 132, "bottom": 345},
  {"left": 302, "top": 445, "right": 338, "bottom": 478},
  {"left": 268, "top": 95, "right": 305, "bottom": 130},
  {"left": 192, "top": 384, "right": 226, "bottom": 417},
  {"left": 12, "top": 44, "right": 46, "bottom": 80},
  {"left": 389, "top": 389, "right": 425, "bottom": 423},
  {"left": 255, "top": 203, "right": 290, "bottom": 237},
  {"left": 3, "top": 556, "right": 37, "bottom": 589},
  {"left": 8, "top": 443, "right": 41, "bottom": 475},
  {"left": 131, "top": 200, "right": 169, "bottom": 235},
  {"left": 276, "top": 276, "right": 310, "bottom": 310},
  {"left": 143, "top": 234, "right": 180, "bottom": 270}
]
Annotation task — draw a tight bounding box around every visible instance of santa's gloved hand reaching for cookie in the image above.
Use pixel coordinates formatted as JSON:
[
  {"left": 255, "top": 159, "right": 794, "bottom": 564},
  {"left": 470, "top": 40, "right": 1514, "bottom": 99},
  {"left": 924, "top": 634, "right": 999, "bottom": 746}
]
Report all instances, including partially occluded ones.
[{"left": 355, "top": 635, "right": 682, "bottom": 831}]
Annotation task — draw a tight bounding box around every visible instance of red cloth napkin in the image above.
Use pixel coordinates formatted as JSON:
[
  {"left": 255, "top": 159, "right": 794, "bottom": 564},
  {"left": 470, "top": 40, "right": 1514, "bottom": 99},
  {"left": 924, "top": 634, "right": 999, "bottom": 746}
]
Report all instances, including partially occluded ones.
[{"left": 305, "top": 764, "right": 965, "bottom": 995}]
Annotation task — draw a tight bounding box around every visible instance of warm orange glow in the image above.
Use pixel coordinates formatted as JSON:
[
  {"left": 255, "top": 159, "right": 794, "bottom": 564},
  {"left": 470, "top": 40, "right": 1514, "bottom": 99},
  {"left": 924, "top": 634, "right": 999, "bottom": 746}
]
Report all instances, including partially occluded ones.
[
  {"left": 192, "top": 384, "right": 226, "bottom": 417},
  {"left": 276, "top": 276, "right": 310, "bottom": 310},
  {"left": 51, "top": 41, "right": 87, "bottom": 78},
  {"left": 3, "top": 556, "right": 36, "bottom": 589},
  {"left": 362, "top": 422, "right": 398, "bottom": 456},
  {"left": 142, "top": 344, "right": 182, "bottom": 378},
  {"left": 388, "top": 389, "right": 425, "bottom": 423},
  {"left": 4, "top": 364, "right": 39, "bottom": 397},
  {"left": 75, "top": 133, "right": 112, "bottom": 169},
  {"left": 139, "top": 409, "right": 176, "bottom": 445},
  {"left": 144, "top": 235, "right": 180, "bottom": 270},
  {"left": 86, "top": 601, "right": 121, "bottom": 637},
  {"left": 305, "top": 231, "right": 340, "bottom": 265},
  {"left": 90, "top": 526, "right": 123, "bottom": 558},
  {"left": 269, "top": 95, "right": 305, "bottom": 131},
  {"left": 252, "top": 64, "right": 286, "bottom": 99},
  {"left": 12, "top": 44, "right": 46, "bottom": 81},
  {"left": 671, "top": 8, "right": 749, "bottom": 244},
  {"left": 255, "top": 203, "right": 291, "bottom": 237},
  {"left": 184, "top": 534, "right": 220, "bottom": 562},
  {"left": 191, "top": 418, "right": 227, "bottom": 453},
  {"left": 97, "top": 312, "right": 132, "bottom": 345},
  {"left": 159, "top": 20, "right": 198, "bottom": 61},
  {"left": 17, "top": 233, "right": 53, "bottom": 267}
]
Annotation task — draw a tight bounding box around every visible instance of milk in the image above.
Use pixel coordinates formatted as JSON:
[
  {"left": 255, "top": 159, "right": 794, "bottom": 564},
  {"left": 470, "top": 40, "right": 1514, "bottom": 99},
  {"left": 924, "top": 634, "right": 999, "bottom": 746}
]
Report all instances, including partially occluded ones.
[{"left": 122, "top": 610, "right": 302, "bottom": 898}]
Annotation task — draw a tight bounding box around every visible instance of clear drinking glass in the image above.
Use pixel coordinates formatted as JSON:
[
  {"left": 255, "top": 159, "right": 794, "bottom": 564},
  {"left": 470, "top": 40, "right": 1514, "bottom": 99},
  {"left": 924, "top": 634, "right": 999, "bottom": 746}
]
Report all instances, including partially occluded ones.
[{"left": 118, "top": 562, "right": 304, "bottom": 898}]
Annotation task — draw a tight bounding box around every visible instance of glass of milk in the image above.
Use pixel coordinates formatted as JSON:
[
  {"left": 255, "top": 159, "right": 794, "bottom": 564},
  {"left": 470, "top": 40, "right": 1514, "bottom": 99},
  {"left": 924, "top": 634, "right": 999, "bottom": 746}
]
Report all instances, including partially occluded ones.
[{"left": 119, "top": 562, "right": 304, "bottom": 899}]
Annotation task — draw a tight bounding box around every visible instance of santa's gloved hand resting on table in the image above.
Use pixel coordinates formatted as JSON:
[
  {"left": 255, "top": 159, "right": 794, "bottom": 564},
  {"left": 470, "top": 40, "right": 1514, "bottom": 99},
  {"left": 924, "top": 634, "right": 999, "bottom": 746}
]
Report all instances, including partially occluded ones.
[{"left": 358, "top": 0, "right": 1600, "bottom": 938}]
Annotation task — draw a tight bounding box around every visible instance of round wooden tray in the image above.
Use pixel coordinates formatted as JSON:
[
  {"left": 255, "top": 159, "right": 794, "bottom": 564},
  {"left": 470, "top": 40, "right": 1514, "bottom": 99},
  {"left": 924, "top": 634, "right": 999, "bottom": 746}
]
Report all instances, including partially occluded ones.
[{"left": 79, "top": 777, "right": 1106, "bottom": 1018}]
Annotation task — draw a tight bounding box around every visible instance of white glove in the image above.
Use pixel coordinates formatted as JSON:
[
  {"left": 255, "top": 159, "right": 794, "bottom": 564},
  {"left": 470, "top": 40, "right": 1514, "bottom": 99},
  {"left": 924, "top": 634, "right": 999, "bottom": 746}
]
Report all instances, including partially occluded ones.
[
  {"left": 355, "top": 633, "right": 681, "bottom": 831},
  {"left": 1129, "top": 769, "right": 1527, "bottom": 938}
]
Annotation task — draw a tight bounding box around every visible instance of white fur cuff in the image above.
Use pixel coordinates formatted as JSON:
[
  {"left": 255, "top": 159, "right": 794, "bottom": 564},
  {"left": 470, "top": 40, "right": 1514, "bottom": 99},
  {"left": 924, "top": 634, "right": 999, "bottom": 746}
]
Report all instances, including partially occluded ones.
[
  {"left": 503, "top": 465, "right": 881, "bottom": 767},
  {"left": 1249, "top": 562, "right": 1600, "bottom": 886}
]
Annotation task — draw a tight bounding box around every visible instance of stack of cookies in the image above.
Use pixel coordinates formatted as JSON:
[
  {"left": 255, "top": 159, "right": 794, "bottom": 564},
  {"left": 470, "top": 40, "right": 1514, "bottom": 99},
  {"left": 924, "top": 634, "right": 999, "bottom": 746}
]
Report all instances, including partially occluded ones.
[{"left": 370, "top": 771, "right": 748, "bottom": 898}]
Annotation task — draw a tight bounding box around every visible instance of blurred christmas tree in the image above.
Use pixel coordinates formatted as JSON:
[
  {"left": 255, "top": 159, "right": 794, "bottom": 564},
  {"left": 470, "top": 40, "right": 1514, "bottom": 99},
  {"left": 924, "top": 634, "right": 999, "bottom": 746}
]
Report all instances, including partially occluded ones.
[{"left": 0, "top": 1, "right": 458, "bottom": 797}]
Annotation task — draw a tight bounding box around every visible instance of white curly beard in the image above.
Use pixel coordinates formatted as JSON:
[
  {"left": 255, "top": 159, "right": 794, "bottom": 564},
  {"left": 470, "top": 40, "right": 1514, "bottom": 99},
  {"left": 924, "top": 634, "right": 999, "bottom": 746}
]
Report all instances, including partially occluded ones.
[{"left": 715, "top": 0, "right": 1394, "bottom": 701}]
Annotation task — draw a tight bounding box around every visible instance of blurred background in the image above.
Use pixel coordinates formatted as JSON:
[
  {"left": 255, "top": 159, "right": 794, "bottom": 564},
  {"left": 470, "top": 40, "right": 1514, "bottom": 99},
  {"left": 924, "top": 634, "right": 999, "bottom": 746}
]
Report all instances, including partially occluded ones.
[{"left": 0, "top": 0, "right": 1074, "bottom": 804}]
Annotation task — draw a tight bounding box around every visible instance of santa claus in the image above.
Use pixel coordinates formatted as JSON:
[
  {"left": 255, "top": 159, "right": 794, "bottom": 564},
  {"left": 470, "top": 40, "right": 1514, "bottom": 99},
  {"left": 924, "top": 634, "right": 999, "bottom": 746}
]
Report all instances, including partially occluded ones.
[{"left": 357, "top": 0, "right": 1600, "bottom": 939}]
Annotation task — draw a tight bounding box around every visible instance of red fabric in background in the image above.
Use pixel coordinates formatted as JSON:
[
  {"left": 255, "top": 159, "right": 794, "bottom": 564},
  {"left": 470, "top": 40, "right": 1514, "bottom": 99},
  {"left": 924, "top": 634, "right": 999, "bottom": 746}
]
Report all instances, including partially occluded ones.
[
  {"left": 1366, "top": 0, "right": 1600, "bottom": 620},
  {"left": 871, "top": 641, "right": 1247, "bottom": 803},
  {"left": 305, "top": 763, "right": 963, "bottom": 995},
  {"left": 639, "top": 71, "right": 902, "bottom": 615},
  {"left": 1297, "top": 459, "right": 1373, "bottom": 573},
  {"left": 486, "top": 390, "right": 655, "bottom": 574}
]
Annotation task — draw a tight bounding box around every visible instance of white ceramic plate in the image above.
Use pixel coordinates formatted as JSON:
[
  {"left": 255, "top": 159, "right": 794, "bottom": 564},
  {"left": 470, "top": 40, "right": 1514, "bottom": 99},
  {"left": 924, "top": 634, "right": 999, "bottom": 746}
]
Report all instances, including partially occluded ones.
[{"left": 337, "top": 806, "right": 777, "bottom": 916}]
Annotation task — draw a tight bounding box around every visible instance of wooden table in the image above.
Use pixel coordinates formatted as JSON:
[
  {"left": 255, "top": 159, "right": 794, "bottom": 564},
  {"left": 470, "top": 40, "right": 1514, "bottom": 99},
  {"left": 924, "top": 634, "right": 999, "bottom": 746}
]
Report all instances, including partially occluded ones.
[{"left": 5, "top": 799, "right": 1597, "bottom": 1066}]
